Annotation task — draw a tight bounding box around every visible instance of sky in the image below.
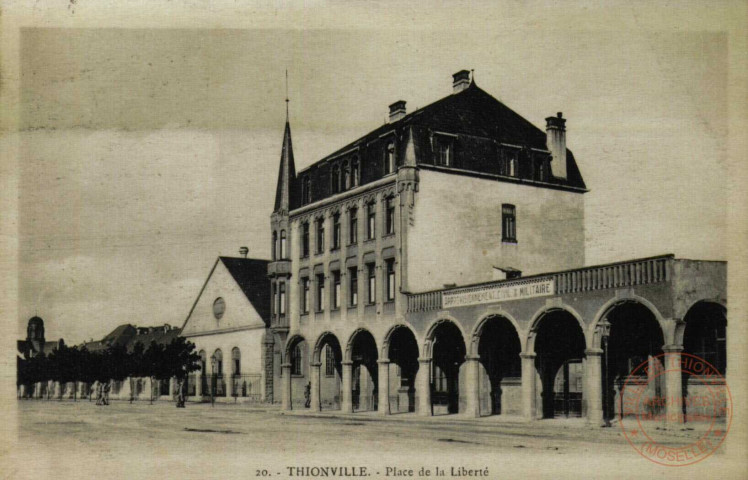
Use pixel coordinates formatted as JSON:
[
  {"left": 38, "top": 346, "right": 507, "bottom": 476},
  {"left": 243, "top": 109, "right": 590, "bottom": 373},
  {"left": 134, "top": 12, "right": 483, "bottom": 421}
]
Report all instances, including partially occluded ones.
[{"left": 11, "top": 6, "right": 734, "bottom": 345}]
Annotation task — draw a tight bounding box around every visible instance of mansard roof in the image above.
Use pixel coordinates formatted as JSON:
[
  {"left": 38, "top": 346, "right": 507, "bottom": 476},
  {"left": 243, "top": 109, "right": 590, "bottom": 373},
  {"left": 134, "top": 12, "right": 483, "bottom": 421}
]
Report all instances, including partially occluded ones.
[{"left": 292, "top": 82, "right": 586, "bottom": 209}]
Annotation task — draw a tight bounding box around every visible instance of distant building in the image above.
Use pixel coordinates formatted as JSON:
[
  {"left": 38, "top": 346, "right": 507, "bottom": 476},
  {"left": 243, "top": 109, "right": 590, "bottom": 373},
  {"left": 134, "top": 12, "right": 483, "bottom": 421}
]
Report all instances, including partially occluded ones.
[{"left": 17, "top": 316, "right": 64, "bottom": 359}]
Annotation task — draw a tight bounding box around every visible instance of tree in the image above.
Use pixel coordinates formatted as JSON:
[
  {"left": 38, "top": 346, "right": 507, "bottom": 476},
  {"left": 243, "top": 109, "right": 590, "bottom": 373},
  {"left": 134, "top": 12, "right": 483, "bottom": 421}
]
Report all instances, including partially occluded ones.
[
  {"left": 162, "top": 337, "right": 201, "bottom": 408},
  {"left": 142, "top": 341, "right": 166, "bottom": 405}
]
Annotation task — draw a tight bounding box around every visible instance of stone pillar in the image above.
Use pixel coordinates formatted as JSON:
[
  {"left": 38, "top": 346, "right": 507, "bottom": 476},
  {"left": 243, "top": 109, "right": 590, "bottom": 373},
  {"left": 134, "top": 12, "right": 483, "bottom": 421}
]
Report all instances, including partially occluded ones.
[
  {"left": 378, "top": 360, "right": 391, "bottom": 415},
  {"left": 663, "top": 345, "right": 684, "bottom": 426},
  {"left": 226, "top": 374, "right": 234, "bottom": 399},
  {"left": 310, "top": 362, "right": 321, "bottom": 412},
  {"left": 520, "top": 352, "right": 537, "bottom": 421},
  {"left": 281, "top": 364, "right": 292, "bottom": 410},
  {"left": 463, "top": 356, "right": 481, "bottom": 418},
  {"left": 417, "top": 358, "right": 432, "bottom": 416},
  {"left": 195, "top": 374, "right": 203, "bottom": 401},
  {"left": 584, "top": 348, "right": 603, "bottom": 425},
  {"left": 341, "top": 361, "right": 353, "bottom": 413}
]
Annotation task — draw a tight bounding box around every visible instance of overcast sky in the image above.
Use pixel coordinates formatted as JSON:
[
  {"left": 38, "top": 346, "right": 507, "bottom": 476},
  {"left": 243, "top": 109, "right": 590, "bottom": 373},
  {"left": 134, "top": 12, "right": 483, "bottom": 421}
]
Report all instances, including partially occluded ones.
[{"left": 15, "top": 13, "right": 731, "bottom": 344}]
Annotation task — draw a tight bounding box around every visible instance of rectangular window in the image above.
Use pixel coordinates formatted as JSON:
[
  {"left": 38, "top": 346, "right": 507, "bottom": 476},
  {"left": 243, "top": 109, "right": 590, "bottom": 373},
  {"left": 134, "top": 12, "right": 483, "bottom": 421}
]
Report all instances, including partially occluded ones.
[
  {"left": 332, "top": 271, "right": 341, "bottom": 310},
  {"left": 367, "top": 263, "right": 376, "bottom": 305},
  {"left": 325, "top": 344, "right": 335, "bottom": 376},
  {"left": 271, "top": 283, "right": 276, "bottom": 317},
  {"left": 301, "top": 277, "right": 310, "bottom": 314},
  {"left": 367, "top": 202, "right": 376, "bottom": 240},
  {"left": 279, "top": 282, "right": 286, "bottom": 315},
  {"left": 349, "top": 208, "right": 358, "bottom": 244},
  {"left": 436, "top": 137, "right": 453, "bottom": 166},
  {"left": 502, "top": 204, "right": 517, "bottom": 242},
  {"left": 316, "top": 218, "right": 325, "bottom": 254},
  {"left": 385, "top": 197, "right": 395, "bottom": 235},
  {"left": 332, "top": 213, "right": 341, "bottom": 250},
  {"left": 349, "top": 267, "right": 358, "bottom": 307},
  {"left": 280, "top": 230, "right": 287, "bottom": 259},
  {"left": 292, "top": 344, "right": 302, "bottom": 375},
  {"left": 386, "top": 259, "right": 395, "bottom": 302},
  {"left": 316, "top": 274, "right": 325, "bottom": 312},
  {"left": 302, "top": 222, "right": 310, "bottom": 257}
]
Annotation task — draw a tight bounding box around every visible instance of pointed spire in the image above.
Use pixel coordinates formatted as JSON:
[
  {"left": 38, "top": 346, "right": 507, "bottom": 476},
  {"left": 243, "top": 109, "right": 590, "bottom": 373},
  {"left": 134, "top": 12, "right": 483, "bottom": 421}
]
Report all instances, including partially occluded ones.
[{"left": 274, "top": 73, "right": 296, "bottom": 213}]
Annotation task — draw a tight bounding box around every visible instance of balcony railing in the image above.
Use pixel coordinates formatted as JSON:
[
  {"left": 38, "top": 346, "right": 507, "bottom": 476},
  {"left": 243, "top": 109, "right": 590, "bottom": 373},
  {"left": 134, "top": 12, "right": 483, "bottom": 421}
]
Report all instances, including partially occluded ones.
[{"left": 407, "top": 255, "right": 673, "bottom": 313}]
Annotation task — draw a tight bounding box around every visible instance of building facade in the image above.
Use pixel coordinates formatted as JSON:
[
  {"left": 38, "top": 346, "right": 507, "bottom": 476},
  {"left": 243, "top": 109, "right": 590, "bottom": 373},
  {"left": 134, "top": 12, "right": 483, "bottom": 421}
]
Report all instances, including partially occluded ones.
[{"left": 268, "top": 70, "right": 727, "bottom": 424}]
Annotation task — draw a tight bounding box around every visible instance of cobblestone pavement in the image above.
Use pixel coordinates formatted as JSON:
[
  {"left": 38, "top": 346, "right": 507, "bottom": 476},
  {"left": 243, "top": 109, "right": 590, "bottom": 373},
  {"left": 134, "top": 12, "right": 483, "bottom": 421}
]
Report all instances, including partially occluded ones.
[{"left": 8, "top": 400, "right": 736, "bottom": 480}]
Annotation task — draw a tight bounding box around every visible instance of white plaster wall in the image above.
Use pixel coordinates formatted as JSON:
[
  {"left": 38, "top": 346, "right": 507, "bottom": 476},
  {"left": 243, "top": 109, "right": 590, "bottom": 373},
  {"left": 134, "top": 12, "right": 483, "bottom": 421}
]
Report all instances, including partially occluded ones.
[
  {"left": 188, "top": 328, "right": 266, "bottom": 377},
  {"left": 408, "top": 170, "right": 585, "bottom": 291}
]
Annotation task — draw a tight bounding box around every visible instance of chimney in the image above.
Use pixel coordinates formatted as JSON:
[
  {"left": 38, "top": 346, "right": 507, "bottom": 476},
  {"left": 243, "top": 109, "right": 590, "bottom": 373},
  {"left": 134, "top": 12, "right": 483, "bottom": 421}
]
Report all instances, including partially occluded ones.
[
  {"left": 239, "top": 246, "right": 249, "bottom": 258},
  {"left": 452, "top": 69, "right": 471, "bottom": 93},
  {"left": 545, "top": 112, "right": 567, "bottom": 180},
  {"left": 388, "top": 100, "right": 407, "bottom": 123}
]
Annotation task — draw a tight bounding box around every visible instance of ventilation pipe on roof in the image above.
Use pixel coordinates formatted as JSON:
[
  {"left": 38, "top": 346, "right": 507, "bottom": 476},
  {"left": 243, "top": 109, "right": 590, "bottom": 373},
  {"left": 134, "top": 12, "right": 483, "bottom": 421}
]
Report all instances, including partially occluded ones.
[
  {"left": 388, "top": 100, "right": 407, "bottom": 123},
  {"left": 452, "top": 70, "right": 471, "bottom": 93},
  {"left": 545, "top": 112, "right": 567, "bottom": 180}
]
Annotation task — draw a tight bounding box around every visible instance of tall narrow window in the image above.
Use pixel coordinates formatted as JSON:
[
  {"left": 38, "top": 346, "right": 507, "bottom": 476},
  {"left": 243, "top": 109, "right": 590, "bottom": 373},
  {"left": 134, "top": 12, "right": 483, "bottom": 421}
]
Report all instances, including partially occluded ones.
[
  {"left": 349, "top": 207, "right": 358, "bottom": 245},
  {"left": 386, "top": 259, "right": 395, "bottom": 302},
  {"left": 332, "top": 271, "right": 341, "bottom": 310},
  {"left": 271, "top": 283, "right": 276, "bottom": 317},
  {"left": 385, "top": 196, "right": 395, "bottom": 235},
  {"left": 316, "top": 274, "right": 325, "bottom": 312},
  {"left": 280, "top": 230, "right": 287, "bottom": 259},
  {"left": 349, "top": 266, "right": 358, "bottom": 307},
  {"left": 385, "top": 142, "right": 396, "bottom": 174},
  {"left": 331, "top": 164, "right": 340, "bottom": 194},
  {"left": 303, "top": 176, "right": 311, "bottom": 204},
  {"left": 332, "top": 213, "right": 341, "bottom": 250},
  {"left": 502, "top": 204, "right": 517, "bottom": 242},
  {"left": 232, "top": 347, "right": 241, "bottom": 376},
  {"left": 279, "top": 282, "right": 286, "bottom": 315},
  {"left": 272, "top": 231, "right": 278, "bottom": 260},
  {"left": 301, "top": 222, "right": 310, "bottom": 257},
  {"left": 292, "top": 344, "right": 302, "bottom": 375},
  {"left": 316, "top": 217, "right": 325, "bottom": 254},
  {"left": 343, "top": 161, "right": 350, "bottom": 190},
  {"left": 367, "top": 263, "right": 376, "bottom": 305},
  {"left": 352, "top": 156, "right": 360, "bottom": 187},
  {"left": 436, "top": 137, "right": 453, "bottom": 166},
  {"left": 367, "top": 201, "right": 376, "bottom": 240},
  {"left": 507, "top": 153, "right": 517, "bottom": 178},
  {"left": 325, "top": 344, "right": 335, "bottom": 376},
  {"left": 301, "top": 277, "right": 310, "bottom": 314}
]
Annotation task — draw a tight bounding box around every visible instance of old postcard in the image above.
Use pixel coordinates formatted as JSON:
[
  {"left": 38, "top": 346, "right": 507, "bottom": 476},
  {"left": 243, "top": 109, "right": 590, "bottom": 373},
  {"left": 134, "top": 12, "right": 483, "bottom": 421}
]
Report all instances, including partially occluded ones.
[{"left": 1, "top": 1, "right": 746, "bottom": 479}]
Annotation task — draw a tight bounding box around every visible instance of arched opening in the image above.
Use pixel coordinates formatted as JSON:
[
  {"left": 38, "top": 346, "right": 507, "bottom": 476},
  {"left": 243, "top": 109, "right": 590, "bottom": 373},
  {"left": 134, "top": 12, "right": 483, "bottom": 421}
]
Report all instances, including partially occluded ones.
[
  {"left": 533, "top": 310, "right": 586, "bottom": 418},
  {"left": 602, "top": 302, "right": 664, "bottom": 422},
  {"left": 386, "top": 326, "right": 420, "bottom": 414},
  {"left": 430, "top": 321, "right": 465, "bottom": 415},
  {"left": 212, "top": 349, "right": 225, "bottom": 397},
  {"left": 198, "top": 350, "right": 207, "bottom": 396},
  {"left": 315, "top": 333, "right": 343, "bottom": 410},
  {"left": 682, "top": 301, "right": 727, "bottom": 421},
  {"left": 476, "top": 316, "right": 522, "bottom": 416},
  {"left": 350, "top": 330, "right": 378, "bottom": 412},
  {"left": 287, "top": 337, "right": 308, "bottom": 409}
]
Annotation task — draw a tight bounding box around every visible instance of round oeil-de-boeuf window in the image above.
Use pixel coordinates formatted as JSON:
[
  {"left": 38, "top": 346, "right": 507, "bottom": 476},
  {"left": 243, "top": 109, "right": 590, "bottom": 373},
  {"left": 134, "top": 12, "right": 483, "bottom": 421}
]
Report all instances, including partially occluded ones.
[{"left": 213, "top": 297, "right": 226, "bottom": 320}]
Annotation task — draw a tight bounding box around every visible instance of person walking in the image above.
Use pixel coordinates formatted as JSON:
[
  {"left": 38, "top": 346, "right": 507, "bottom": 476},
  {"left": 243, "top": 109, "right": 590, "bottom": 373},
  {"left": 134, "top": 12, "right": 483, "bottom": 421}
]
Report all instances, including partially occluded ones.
[
  {"left": 102, "top": 382, "right": 110, "bottom": 406},
  {"left": 304, "top": 382, "right": 311, "bottom": 408}
]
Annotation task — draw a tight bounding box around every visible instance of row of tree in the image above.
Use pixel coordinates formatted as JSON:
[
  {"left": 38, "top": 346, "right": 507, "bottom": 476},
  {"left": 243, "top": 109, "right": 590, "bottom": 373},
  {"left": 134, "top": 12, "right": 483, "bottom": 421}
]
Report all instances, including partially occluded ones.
[{"left": 18, "top": 337, "right": 202, "bottom": 403}]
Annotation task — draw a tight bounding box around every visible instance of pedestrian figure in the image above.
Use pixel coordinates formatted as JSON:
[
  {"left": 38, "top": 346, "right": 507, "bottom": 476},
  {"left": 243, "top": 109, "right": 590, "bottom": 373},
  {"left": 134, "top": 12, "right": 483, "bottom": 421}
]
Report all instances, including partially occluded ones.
[
  {"left": 304, "top": 382, "right": 311, "bottom": 408},
  {"left": 176, "top": 379, "right": 186, "bottom": 408},
  {"left": 103, "top": 382, "right": 110, "bottom": 405},
  {"left": 95, "top": 383, "right": 103, "bottom": 405}
]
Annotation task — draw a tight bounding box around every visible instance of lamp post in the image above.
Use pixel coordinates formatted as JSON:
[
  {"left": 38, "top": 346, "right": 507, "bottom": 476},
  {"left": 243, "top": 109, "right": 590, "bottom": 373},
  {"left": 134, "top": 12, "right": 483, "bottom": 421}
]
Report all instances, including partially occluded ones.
[
  {"left": 599, "top": 318, "right": 612, "bottom": 428},
  {"left": 210, "top": 354, "right": 217, "bottom": 408}
]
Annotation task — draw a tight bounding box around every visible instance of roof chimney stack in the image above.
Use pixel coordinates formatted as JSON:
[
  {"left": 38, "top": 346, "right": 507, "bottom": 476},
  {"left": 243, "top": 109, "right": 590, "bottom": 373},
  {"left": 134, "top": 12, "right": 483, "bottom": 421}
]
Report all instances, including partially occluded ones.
[
  {"left": 388, "top": 100, "right": 407, "bottom": 123},
  {"left": 239, "top": 246, "right": 249, "bottom": 258},
  {"left": 545, "top": 112, "right": 567, "bottom": 180},
  {"left": 452, "top": 69, "right": 471, "bottom": 93}
]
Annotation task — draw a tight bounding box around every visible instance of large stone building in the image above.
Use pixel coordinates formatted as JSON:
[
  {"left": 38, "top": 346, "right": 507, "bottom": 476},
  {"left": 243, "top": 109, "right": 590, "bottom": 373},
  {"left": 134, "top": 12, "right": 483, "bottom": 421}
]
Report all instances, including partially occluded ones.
[{"left": 266, "top": 70, "right": 727, "bottom": 425}]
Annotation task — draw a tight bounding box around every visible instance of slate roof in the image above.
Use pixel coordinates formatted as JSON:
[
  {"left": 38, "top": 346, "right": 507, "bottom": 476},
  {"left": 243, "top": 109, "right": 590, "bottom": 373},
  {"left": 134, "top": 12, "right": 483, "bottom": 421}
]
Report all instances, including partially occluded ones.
[
  {"left": 218, "top": 257, "right": 271, "bottom": 323},
  {"left": 292, "top": 81, "right": 586, "bottom": 209}
]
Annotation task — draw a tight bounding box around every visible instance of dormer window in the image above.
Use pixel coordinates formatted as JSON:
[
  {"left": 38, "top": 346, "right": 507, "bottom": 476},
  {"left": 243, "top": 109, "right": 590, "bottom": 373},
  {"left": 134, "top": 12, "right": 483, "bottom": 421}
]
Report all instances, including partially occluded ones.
[
  {"left": 331, "top": 164, "right": 340, "bottom": 194},
  {"left": 343, "top": 161, "right": 351, "bottom": 190},
  {"left": 302, "top": 176, "right": 311, "bottom": 204},
  {"left": 385, "top": 142, "right": 396, "bottom": 175},
  {"left": 503, "top": 150, "right": 518, "bottom": 178},
  {"left": 434, "top": 135, "right": 454, "bottom": 167},
  {"left": 352, "top": 156, "right": 360, "bottom": 187}
]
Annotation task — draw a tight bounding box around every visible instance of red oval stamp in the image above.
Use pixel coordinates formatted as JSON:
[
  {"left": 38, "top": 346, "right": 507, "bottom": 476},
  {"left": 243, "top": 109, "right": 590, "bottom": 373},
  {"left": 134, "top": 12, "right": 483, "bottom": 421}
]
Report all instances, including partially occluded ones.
[{"left": 618, "top": 352, "right": 732, "bottom": 467}]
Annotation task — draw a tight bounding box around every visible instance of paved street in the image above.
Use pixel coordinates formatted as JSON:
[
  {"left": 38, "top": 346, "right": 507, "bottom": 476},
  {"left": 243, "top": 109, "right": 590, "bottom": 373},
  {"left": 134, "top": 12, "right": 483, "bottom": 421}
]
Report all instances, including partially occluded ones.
[{"left": 8, "top": 400, "right": 736, "bottom": 480}]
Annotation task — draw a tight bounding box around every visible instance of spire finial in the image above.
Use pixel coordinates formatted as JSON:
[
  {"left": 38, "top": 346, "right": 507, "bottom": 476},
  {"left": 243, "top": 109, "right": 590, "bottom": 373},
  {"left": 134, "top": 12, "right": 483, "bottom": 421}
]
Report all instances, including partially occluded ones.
[
  {"left": 285, "top": 69, "right": 289, "bottom": 121},
  {"left": 471, "top": 69, "right": 475, "bottom": 84}
]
